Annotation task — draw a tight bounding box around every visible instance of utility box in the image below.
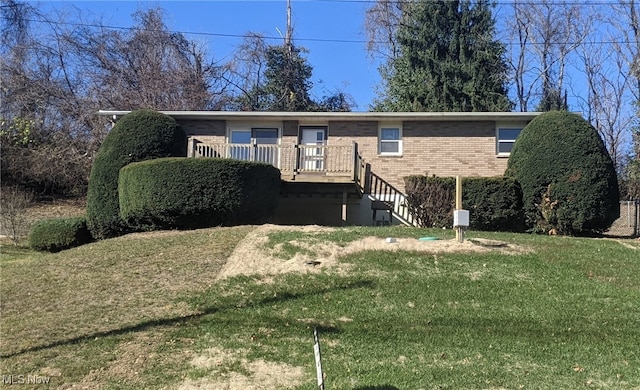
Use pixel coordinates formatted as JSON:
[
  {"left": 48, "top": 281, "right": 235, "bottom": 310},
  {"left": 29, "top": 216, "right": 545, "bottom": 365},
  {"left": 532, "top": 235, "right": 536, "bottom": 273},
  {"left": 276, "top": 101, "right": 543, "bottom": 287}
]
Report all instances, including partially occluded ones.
[{"left": 453, "top": 210, "right": 470, "bottom": 228}]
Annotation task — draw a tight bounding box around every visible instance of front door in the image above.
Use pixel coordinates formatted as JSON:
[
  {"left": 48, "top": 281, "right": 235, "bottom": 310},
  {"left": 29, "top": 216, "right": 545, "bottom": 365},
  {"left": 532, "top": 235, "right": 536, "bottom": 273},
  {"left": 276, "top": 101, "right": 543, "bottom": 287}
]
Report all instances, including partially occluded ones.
[{"left": 300, "top": 127, "right": 327, "bottom": 171}]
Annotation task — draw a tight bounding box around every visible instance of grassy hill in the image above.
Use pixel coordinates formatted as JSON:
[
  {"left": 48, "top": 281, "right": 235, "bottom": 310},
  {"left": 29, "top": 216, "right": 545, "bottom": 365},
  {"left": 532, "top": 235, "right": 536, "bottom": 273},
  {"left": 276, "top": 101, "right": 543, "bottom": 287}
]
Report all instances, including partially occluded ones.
[{"left": 1, "top": 226, "right": 639, "bottom": 389}]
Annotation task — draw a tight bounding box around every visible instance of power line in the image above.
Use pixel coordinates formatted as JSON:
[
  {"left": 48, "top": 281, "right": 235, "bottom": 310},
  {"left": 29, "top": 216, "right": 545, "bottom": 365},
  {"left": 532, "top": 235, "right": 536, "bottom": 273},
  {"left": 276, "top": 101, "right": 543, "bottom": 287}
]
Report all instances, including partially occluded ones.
[
  {"left": 23, "top": 17, "right": 639, "bottom": 47},
  {"left": 309, "top": 0, "right": 629, "bottom": 5}
]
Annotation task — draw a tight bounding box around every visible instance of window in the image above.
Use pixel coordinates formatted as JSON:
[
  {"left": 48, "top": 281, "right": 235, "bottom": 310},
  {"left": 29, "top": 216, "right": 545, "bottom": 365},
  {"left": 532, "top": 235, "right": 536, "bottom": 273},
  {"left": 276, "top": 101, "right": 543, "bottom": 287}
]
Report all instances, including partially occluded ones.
[
  {"left": 230, "top": 129, "right": 251, "bottom": 160},
  {"left": 229, "top": 127, "right": 279, "bottom": 164},
  {"left": 496, "top": 127, "right": 523, "bottom": 155},
  {"left": 379, "top": 124, "right": 402, "bottom": 156}
]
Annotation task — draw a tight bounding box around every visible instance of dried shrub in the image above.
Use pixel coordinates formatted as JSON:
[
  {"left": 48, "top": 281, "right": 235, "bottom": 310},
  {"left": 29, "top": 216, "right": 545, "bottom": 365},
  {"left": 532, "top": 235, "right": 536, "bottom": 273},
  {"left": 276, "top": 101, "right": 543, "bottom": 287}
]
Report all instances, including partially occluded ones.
[
  {"left": 404, "top": 176, "right": 455, "bottom": 228},
  {"left": 0, "top": 185, "right": 34, "bottom": 243}
]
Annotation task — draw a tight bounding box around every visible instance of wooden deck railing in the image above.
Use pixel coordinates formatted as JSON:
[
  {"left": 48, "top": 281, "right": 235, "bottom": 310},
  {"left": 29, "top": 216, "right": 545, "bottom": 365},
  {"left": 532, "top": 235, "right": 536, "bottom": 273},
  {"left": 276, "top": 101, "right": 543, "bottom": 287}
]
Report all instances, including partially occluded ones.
[
  {"left": 188, "top": 138, "right": 357, "bottom": 178},
  {"left": 364, "top": 170, "right": 416, "bottom": 226}
]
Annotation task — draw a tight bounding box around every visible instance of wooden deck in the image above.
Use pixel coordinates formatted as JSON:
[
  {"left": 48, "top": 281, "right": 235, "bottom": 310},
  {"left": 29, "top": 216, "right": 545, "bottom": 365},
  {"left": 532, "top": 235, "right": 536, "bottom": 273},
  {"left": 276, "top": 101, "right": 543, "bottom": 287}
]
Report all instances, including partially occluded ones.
[{"left": 188, "top": 138, "right": 359, "bottom": 184}]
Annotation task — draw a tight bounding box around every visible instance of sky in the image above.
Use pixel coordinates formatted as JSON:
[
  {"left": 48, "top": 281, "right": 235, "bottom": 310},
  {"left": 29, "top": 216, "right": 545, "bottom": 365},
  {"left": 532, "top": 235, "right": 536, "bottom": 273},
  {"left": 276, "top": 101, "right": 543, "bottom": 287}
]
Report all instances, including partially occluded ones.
[{"left": 38, "top": 0, "right": 383, "bottom": 111}]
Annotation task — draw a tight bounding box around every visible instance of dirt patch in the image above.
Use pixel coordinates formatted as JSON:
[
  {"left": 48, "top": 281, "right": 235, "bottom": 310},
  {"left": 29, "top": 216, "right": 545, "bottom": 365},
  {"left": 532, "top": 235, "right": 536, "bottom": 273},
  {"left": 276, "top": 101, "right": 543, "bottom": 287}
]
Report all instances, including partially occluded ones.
[
  {"left": 217, "top": 225, "right": 529, "bottom": 280},
  {"left": 178, "top": 346, "right": 305, "bottom": 390},
  {"left": 216, "top": 225, "right": 342, "bottom": 280}
]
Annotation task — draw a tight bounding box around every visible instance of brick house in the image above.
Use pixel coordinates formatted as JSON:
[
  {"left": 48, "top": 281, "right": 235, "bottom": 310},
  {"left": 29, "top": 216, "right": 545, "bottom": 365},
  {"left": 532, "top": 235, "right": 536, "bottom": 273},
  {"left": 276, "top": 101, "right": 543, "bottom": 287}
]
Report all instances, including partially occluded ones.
[{"left": 100, "top": 111, "right": 540, "bottom": 226}]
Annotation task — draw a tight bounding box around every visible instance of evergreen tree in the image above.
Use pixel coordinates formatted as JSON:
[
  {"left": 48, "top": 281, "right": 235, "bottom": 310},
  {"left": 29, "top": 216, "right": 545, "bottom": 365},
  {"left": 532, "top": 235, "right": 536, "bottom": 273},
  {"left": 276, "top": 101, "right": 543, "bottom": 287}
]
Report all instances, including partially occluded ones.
[
  {"left": 262, "top": 44, "right": 316, "bottom": 111},
  {"left": 373, "top": 0, "right": 511, "bottom": 112}
]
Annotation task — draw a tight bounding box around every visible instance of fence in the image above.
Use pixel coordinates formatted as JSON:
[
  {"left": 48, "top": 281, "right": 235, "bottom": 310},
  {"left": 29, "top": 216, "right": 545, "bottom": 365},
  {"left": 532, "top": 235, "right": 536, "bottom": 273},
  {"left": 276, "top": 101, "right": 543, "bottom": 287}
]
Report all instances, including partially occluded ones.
[{"left": 605, "top": 200, "right": 640, "bottom": 237}]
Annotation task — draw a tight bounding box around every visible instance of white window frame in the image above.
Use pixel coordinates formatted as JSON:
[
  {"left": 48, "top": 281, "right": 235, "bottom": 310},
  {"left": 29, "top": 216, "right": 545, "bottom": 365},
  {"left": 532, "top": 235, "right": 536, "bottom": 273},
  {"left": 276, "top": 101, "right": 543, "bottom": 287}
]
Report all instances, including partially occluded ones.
[
  {"left": 496, "top": 124, "right": 524, "bottom": 157},
  {"left": 378, "top": 123, "right": 403, "bottom": 156}
]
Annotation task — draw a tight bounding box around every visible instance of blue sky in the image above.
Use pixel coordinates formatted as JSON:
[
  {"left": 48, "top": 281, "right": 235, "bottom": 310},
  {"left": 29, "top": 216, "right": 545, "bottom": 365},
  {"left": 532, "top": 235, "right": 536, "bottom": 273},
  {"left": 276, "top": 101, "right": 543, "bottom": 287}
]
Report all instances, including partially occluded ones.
[{"left": 38, "top": 0, "right": 382, "bottom": 110}]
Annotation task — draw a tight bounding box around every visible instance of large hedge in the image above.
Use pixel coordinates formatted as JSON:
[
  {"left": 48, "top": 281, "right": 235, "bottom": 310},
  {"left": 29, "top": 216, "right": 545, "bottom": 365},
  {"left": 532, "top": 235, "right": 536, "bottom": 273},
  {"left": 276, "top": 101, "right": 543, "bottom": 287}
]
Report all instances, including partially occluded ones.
[
  {"left": 86, "top": 110, "right": 186, "bottom": 239},
  {"left": 119, "top": 157, "right": 281, "bottom": 230},
  {"left": 404, "top": 175, "right": 525, "bottom": 231},
  {"left": 506, "top": 111, "right": 619, "bottom": 235}
]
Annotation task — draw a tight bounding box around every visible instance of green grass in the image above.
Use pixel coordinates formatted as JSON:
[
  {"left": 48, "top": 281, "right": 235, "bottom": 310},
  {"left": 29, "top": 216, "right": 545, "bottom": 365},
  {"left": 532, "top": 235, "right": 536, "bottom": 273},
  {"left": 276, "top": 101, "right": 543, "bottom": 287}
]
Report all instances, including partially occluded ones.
[{"left": 1, "top": 227, "right": 639, "bottom": 389}]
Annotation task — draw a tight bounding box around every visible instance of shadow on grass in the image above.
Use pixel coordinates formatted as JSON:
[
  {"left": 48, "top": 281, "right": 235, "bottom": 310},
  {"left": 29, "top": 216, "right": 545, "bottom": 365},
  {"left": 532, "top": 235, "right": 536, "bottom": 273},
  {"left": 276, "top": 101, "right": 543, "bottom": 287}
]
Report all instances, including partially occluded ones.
[
  {"left": 2, "top": 278, "right": 375, "bottom": 358},
  {"left": 354, "top": 386, "right": 400, "bottom": 390}
]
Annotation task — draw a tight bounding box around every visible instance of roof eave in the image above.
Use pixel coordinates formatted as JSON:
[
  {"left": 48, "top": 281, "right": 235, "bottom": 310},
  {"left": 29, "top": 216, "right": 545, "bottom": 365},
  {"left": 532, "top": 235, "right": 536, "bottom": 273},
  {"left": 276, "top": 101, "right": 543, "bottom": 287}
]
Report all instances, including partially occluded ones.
[{"left": 98, "top": 110, "right": 542, "bottom": 122}]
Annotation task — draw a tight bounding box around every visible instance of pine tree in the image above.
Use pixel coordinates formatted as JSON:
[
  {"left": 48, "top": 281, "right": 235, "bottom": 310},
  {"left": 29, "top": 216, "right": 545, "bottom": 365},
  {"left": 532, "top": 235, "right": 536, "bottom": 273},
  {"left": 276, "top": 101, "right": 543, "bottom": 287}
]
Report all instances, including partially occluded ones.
[
  {"left": 373, "top": 0, "right": 511, "bottom": 112},
  {"left": 262, "top": 44, "right": 316, "bottom": 111}
]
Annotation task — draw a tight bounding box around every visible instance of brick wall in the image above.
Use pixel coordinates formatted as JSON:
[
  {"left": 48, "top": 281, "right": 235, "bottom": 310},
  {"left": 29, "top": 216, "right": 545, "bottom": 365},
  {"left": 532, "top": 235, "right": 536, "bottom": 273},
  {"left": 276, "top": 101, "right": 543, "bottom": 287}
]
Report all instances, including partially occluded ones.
[{"left": 329, "top": 120, "right": 508, "bottom": 191}]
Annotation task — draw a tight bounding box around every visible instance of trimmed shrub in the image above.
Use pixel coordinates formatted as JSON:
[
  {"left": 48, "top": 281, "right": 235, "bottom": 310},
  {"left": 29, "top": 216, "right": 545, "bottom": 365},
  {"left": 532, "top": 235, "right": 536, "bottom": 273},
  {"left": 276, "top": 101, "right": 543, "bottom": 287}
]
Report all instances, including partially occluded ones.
[
  {"left": 28, "top": 217, "right": 92, "bottom": 252},
  {"left": 463, "top": 177, "right": 525, "bottom": 232},
  {"left": 506, "top": 111, "right": 619, "bottom": 235},
  {"left": 119, "top": 157, "right": 281, "bottom": 230},
  {"left": 405, "top": 175, "right": 525, "bottom": 231},
  {"left": 86, "top": 110, "right": 187, "bottom": 239}
]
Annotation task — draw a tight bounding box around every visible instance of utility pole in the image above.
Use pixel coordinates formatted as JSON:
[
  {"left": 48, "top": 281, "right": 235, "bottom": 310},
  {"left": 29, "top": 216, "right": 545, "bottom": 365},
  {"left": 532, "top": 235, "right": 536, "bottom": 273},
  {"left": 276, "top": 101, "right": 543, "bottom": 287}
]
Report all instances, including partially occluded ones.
[{"left": 285, "top": 0, "right": 293, "bottom": 55}]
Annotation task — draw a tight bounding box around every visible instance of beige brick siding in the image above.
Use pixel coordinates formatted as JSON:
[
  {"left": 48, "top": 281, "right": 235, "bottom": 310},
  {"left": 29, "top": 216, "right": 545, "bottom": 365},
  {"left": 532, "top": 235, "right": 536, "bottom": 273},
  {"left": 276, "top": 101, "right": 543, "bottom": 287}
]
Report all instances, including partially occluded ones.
[
  {"left": 179, "top": 118, "right": 510, "bottom": 192},
  {"left": 329, "top": 120, "right": 508, "bottom": 191}
]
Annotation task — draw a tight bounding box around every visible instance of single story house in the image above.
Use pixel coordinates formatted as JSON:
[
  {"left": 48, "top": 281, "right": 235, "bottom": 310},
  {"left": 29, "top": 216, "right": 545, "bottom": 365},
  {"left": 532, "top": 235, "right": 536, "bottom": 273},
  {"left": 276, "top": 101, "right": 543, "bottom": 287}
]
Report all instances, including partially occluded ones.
[{"left": 100, "top": 111, "right": 541, "bottom": 226}]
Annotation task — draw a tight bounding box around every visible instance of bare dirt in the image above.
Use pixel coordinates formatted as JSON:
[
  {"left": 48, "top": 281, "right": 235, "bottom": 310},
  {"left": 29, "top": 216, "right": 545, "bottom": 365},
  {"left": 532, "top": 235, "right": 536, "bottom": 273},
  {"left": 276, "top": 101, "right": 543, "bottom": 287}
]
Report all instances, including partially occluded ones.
[{"left": 216, "top": 224, "right": 528, "bottom": 281}]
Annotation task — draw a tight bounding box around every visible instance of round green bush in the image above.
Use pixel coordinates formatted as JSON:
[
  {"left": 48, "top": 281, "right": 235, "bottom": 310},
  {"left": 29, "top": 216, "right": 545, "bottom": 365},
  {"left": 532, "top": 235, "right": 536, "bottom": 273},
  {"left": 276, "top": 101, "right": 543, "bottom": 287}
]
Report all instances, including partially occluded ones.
[
  {"left": 86, "top": 110, "right": 187, "bottom": 239},
  {"left": 506, "top": 111, "right": 619, "bottom": 235},
  {"left": 29, "top": 217, "right": 92, "bottom": 252},
  {"left": 118, "top": 157, "right": 281, "bottom": 230}
]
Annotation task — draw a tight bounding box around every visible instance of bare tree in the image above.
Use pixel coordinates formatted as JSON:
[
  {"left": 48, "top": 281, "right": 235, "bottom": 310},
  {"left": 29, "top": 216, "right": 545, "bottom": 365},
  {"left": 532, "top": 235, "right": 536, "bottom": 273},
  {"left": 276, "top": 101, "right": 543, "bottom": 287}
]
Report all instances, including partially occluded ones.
[
  {"left": 612, "top": 0, "right": 640, "bottom": 100},
  {"left": 66, "top": 8, "right": 222, "bottom": 111},
  {"left": 1, "top": 3, "right": 232, "bottom": 196},
  {"left": 1, "top": 0, "right": 96, "bottom": 195},
  {"left": 364, "top": 0, "right": 405, "bottom": 61},
  {"left": 577, "top": 35, "right": 634, "bottom": 172},
  {"left": 507, "top": 1, "right": 592, "bottom": 111},
  {"left": 0, "top": 186, "right": 34, "bottom": 243},
  {"left": 220, "top": 33, "right": 269, "bottom": 111}
]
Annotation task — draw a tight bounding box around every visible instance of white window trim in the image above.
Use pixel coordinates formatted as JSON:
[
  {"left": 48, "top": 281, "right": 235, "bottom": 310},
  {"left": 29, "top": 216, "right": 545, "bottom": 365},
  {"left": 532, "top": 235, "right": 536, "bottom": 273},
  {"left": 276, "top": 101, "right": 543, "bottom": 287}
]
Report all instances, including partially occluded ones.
[
  {"left": 496, "top": 123, "right": 524, "bottom": 157},
  {"left": 378, "top": 123, "right": 403, "bottom": 156}
]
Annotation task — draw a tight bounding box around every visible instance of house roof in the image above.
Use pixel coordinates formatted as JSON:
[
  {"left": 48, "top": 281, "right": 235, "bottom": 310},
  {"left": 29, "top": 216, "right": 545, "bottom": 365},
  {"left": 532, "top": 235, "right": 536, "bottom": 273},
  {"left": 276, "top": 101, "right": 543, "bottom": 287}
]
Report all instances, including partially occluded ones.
[{"left": 98, "top": 110, "right": 541, "bottom": 122}]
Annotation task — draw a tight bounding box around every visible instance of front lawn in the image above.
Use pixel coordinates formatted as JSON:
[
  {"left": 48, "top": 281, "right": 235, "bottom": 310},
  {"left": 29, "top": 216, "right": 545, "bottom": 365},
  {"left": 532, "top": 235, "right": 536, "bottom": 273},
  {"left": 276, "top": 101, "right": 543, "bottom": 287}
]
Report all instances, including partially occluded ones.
[{"left": 1, "top": 227, "right": 638, "bottom": 389}]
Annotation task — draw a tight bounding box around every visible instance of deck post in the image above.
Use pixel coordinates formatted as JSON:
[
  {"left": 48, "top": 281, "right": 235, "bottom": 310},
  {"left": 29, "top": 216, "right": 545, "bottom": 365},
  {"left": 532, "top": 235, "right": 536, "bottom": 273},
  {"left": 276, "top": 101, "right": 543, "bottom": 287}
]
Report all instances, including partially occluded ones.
[
  {"left": 351, "top": 142, "right": 358, "bottom": 181},
  {"left": 187, "top": 137, "right": 196, "bottom": 157},
  {"left": 342, "top": 191, "right": 348, "bottom": 224},
  {"left": 293, "top": 143, "right": 300, "bottom": 177}
]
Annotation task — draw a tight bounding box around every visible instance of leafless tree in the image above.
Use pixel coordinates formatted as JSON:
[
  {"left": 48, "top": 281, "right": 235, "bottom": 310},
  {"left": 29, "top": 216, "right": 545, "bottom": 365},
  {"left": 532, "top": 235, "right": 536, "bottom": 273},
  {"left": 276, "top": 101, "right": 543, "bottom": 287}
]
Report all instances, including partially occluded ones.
[
  {"left": 577, "top": 34, "right": 634, "bottom": 172},
  {"left": 1, "top": 0, "right": 96, "bottom": 195},
  {"left": 611, "top": 0, "right": 640, "bottom": 100},
  {"left": 65, "top": 8, "right": 222, "bottom": 111},
  {"left": 1, "top": 3, "right": 232, "bottom": 196},
  {"left": 0, "top": 186, "right": 34, "bottom": 243},
  {"left": 363, "top": 0, "right": 405, "bottom": 61},
  {"left": 507, "top": 1, "right": 592, "bottom": 111},
  {"left": 220, "top": 33, "right": 269, "bottom": 110},
  {"left": 611, "top": 0, "right": 640, "bottom": 197}
]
